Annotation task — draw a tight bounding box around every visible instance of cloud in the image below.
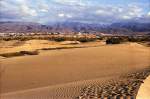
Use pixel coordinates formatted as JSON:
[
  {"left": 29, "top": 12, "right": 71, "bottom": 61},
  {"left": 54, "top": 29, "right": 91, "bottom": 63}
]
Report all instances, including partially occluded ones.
[
  {"left": 20, "top": 5, "right": 37, "bottom": 16},
  {"left": 66, "top": 14, "right": 72, "bottom": 18},
  {"left": 38, "top": 3, "right": 49, "bottom": 12},
  {"left": 0, "top": 0, "right": 38, "bottom": 16},
  {"left": 94, "top": 4, "right": 144, "bottom": 21},
  {"left": 58, "top": 13, "right": 65, "bottom": 17},
  {"left": 53, "top": 0, "right": 86, "bottom": 6},
  {"left": 148, "top": 12, "right": 150, "bottom": 17},
  {"left": 122, "top": 15, "right": 131, "bottom": 19},
  {"left": 95, "top": 10, "right": 108, "bottom": 15},
  {"left": 0, "top": 0, "right": 149, "bottom": 24},
  {"left": 58, "top": 13, "right": 72, "bottom": 18}
]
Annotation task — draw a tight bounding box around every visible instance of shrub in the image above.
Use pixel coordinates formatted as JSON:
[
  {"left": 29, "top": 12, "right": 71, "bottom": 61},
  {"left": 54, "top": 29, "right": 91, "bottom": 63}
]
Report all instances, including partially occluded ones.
[
  {"left": 53, "top": 37, "right": 66, "bottom": 42},
  {"left": 0, "top": 52, "right": 23, "bottom": 57},
  {"left": 20, "top": 50, "right": 39, "bottom": 55},
  {"left": 3, "top": 37, "right": 12, "bottom": 41},
  {"left": 19, "top": 37, "right": 31, "bottom": 41},
  {"left": 77, "top": 38, "right": 96, "bottom": 42},
  {"left": 127, "top": 36, "right": 150, "bottom": 42},
  {"left": 139, "top": 36, "right": 150, "bottom": 42},
  {"left": 0, "top": 50, "right": 39, "bottom": 58},
  {"left": 128, "top": 37, "right": 139, "bottom": 42},
  {"left": 106, "top": 37, "right": 122, "bottom": 44},
  {"left": 97, "top": 37, "right": 103, "bottom": 40}
]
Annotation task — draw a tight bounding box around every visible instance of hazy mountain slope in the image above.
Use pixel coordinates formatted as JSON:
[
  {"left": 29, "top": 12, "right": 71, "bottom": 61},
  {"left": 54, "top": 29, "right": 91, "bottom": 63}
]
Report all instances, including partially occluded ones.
[
  {"left": 111, "top": 22, "right": 150, "bottom": 32},
  {"left": 0, "top": 22, "right": 53, "bottom": 33},
  {"left": 0, "top": 21, "right": 150, "bottom": 34}
]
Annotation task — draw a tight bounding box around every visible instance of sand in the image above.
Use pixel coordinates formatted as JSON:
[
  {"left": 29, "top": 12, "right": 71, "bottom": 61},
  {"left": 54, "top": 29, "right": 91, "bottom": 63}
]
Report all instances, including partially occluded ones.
[
  {"left": 77, "top": 68, "right": 150, "bottom": 99},
  {"left": 137, "top": 76, "right": 150, "bottom": 99},
  {"left": 0, "top": 40, "right": 105, "bottom": 54},
  {"left": 0, "top": 42, "right": 150, "bottom": 99}
]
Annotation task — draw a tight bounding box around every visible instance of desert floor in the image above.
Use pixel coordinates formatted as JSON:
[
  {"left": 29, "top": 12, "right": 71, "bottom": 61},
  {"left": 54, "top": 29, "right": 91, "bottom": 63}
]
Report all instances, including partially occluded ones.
[{"left": 0, "top": 41, "right": 150, "bottom": 99}]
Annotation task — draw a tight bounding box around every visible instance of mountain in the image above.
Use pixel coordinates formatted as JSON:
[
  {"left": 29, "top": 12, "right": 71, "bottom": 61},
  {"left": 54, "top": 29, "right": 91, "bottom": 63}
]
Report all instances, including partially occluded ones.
[
  {"left": 0, "top": 21, "right": 53, "bottom": 33},
  {"left": 51, "top": 22, "right": 107, "bottom": 32},
  {"left": 0, "top": 21, "right": 107, "bottom": 33},
  {"left": 110, "top": 22, "right": 150, "bottom": 32},
  {"left": 0, "top": 21, "right": 150, "bottom": 35}
]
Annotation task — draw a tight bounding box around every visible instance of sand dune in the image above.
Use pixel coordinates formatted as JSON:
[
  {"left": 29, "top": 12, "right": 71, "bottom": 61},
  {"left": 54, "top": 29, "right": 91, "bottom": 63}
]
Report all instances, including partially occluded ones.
[
  {"left": 137, "top": 76, "right": 150, "bottom": 99},
  {"left": 0, "top": 43, "right": 150, "bottom": 98},
  {"left": 0, "top": 40, "right": 104, "bottom": 54},
  {"left": 1, "top": 76, "right": 117, "bottom": 99}
]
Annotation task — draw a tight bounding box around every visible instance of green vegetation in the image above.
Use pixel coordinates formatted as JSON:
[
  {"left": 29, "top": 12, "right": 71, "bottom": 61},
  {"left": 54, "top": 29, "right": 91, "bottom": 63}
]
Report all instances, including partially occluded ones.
[
  {"left": 128, "top": 36, "right": 150, "bottom": 42},
  {"left": 106, "top": 36, "right": 150, "bottom": 44},
  {"left": 53, "top": 37, "right": 66, "bottom": 42},
  {"left": 77, "top": 37, "right": 96, "bottom": 42},
  {"left": 1, "top": 35, "right": 149, "bottom": 44},
  {"left": 106, "top": 37, "right": 123, "bottom": 44}
]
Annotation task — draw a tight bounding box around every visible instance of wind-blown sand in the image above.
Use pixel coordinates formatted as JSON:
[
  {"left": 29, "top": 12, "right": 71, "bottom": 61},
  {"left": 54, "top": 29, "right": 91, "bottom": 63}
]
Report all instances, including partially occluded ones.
[{"left": 0, "top": 42, "right": 150, "bottom": 99}]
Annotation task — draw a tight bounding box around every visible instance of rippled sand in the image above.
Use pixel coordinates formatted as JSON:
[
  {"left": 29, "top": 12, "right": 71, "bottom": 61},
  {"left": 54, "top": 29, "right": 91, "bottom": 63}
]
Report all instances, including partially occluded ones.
[{"left": 0, "top": 42, "right": 150, "bottom": 99}]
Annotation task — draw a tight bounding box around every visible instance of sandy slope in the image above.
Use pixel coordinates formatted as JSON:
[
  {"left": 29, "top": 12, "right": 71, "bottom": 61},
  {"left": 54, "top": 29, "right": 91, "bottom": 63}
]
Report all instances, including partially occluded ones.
[
  {"left": 137, "top": 76, "right": 150, "bottom": 99},
  {"left": 0, "top": 43, "right": 150, "bottom": 98},
  {"left": 1, "top": 76, "right": 117, "bottom": 99},
  {"left": 0, "top": 40, "right": 104, "bottom": 54}
]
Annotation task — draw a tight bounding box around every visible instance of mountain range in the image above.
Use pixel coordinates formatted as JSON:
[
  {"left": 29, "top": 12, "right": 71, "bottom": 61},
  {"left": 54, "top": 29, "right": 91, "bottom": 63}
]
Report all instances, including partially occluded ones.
[{"left": 0, "top": 21, "right": 150, "bottom": 35}]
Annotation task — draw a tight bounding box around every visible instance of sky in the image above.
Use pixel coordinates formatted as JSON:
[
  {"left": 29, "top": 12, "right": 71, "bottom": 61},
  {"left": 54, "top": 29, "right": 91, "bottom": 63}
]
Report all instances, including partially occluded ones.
[{"left": 0, "top": 0, "right": 150, "bottom": 24}]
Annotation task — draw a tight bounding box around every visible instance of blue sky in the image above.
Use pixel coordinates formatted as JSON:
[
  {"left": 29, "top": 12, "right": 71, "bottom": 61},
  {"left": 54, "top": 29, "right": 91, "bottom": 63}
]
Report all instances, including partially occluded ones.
[{"left": 0, "top": 0, "right": 150, "bottom": 24}]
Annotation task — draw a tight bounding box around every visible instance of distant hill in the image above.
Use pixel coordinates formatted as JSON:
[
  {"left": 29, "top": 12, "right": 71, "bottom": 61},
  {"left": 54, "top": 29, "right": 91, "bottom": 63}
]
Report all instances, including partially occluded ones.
[
  {"left": 110, "top": 22, "right": 150, "bottom": 32},
  {"left": 0, "top": 21, "right": 150, "bottom": 35},
  {"left": 0, "top": 21, "right": 53, "bottom": 33}
]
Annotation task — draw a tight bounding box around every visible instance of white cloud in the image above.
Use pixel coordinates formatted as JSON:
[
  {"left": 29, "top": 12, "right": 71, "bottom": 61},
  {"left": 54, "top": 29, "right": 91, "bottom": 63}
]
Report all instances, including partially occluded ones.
[
  {"left": 0, "top": 0, "right": 148, "bottom": 24},
  {"left": 66, "top": 14, "right": 72, "bottom": 18},
  {"left": 56, "top": 0, "right": 78, "bottom": 3},
  {"left": 15, "top": 0, "right": 26, "bottom": 3},
  {"left": 38, "top": 3, "right": 49, "bottom": 12},
  {"left": 0, "top": 0, "right": 18, "bottom": 11},
  {"left": 94, "top": 4, "right": 144, "bottom": 21},
  {"left": 58, "top": 13, "right": 65, "bottom": 17},
  {"left": 122, "top": 15, "right": 131, "bottom": 19},
  {"left": 0, "top": 0, "right": 38, "bottom": 17},
  {"left": 20, "top": 5, "right": 37, "bottom": 16},
  {"left": 58, "top": 13, "right": 72, "bottom": 18},
  {"left": 95, "top": 10, "right": 105, "bottom": 15},
  {"left": 118, "top": 8, "right": 123, "bottom": 13},
  {"left": 54, "top": 0, "right": 86, "bottom": 6},
  {"left": 148, "top": 12, "right": 150, "bottom": 16},
  {"left": 40, "top": 9, "right": 48, "bottom": 12},
  {"left": 127, "top": 4, "right": 143, "bottom": 17}
]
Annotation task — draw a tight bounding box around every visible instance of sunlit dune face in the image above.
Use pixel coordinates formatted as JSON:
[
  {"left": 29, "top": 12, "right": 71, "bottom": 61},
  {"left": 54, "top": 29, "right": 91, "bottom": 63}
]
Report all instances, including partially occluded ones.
[{"left": 1, "top": 43, "right": 150, "bottom": 95}]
